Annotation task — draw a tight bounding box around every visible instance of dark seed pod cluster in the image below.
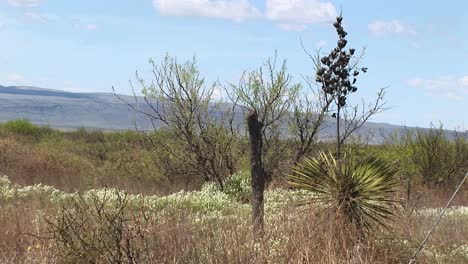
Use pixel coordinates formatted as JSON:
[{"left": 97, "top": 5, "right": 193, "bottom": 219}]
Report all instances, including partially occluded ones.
[{"left": 316, "top": 15, "right": 367, "bottom": 117}]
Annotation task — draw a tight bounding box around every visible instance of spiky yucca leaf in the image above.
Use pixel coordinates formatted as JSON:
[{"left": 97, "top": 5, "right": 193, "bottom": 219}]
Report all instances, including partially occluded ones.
[{"left": 289, "top": 151, "right": 400, "bottom": 231}]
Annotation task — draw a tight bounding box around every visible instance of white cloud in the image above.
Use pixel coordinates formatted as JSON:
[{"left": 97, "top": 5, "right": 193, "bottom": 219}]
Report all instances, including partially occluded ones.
[
  {"left": 278, "top": 23, "right": 306, "bottom": 32},
  {"left": 60, "top": 81, "right": 94, "bottom": 93},
  {"left": 315, "top": 40, "right": 327, "bottom": 48},
  {"left": 6, "top": 73, "right": 26, "bottom": 83},
  {"left": 153, "top": 0, "right": 261, "bottom": 22},
  {"left": 86, "top": 24, "right": 98, "bottom": 31},
  {"left": 266, "top": 0, "right": 336, "bottom": 31},
  {"left": 368, "top": 20, "right": 416, "bottom": 36},
  {"left": 7, "top": 0, "right": 41, "bottom": 7},
  {"left": 22, "top": 12, "right": 50, "bottom": 23},
  {"left": 460, "top": 76, "right": 468, "bottom": 86},
  {"left": 63, "top": 86, "right": 95, "bottom": 93},
  {"left": 151, "top": 0, "right": 336, "bottom": 30},
  {"left": 407, "top": 76, "right": 468, "bottom": 100},
  {"left": 6, "top": 73, "right": 27, "bottom": 85},
  {"left": 71, "top": 18, "right": 99, "bottom": 31}
]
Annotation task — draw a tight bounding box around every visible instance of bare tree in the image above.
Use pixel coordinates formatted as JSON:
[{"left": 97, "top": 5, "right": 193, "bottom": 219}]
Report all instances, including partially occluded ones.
[
  {"left": 114, "top": 55, "right": 241, "bottom": 190},
  {"left": 290, "top": 74, "right": 333, "bottom": 162}
]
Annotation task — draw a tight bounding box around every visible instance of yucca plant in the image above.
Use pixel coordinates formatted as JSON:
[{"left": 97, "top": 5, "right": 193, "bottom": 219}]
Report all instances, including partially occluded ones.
[{"left": 289, "top": 151, "right": 400, "bottom": 233}]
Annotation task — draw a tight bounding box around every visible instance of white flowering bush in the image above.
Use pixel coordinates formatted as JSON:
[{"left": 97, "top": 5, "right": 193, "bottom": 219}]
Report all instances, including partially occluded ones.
[
  {"left": 222, "top": 171, "right": 251, "bottom": 203},
  {"left": 264, "top": 188, "right": 315, "bottom": 214},
  {"left": 1, "top": 175, "right": 466, "bottom": 222},
  {"left": 417, "top": 206, "right": 468, "bottom": 218}
]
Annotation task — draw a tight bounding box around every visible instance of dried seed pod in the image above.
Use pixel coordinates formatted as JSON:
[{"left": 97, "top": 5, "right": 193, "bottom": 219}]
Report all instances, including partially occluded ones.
[
  {"left": 337, "top": 28, "right": 346, "bottom": 37},
  {"left": 341, "top": 70, "right": 349, "bottom": 78},
  {"left": 361, "top": 67, "right": 368, "bottom": 73},
  {"left": 337, "top": 16, "right": 343, "bottom": 23},
  {"left": 349, "top": 48, "right": 355, "bottom": 55},
  {"left": 339, "top": 98, "right": 346, "bottom": 107},
  {"left": 338, "top": 39, "right": 348, "bottom": 48}
]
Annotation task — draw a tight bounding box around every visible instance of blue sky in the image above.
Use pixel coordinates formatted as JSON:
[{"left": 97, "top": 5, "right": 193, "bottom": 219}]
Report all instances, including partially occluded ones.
[{"left": 0, "top": 0, "right": 467, "bottom": 129}]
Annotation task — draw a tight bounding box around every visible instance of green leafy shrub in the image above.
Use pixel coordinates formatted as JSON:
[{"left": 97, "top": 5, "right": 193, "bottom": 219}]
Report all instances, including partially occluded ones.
[
  {"left": 2, "top": 119, "right": 52, "bottom": 138},
  {"left": 200, "top": 171, "right": 251, "bottom": 203}
]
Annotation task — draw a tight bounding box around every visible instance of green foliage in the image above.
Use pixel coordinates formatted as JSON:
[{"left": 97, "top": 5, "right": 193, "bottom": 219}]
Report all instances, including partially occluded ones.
[
  {"left": 66, "top": 127, "right": 105, "bottom": 143},
  {"left": 410, "top": 126, "right": 468, "bottom": 185},
  {"left": 1, "top": 119, "right": 53, "bottom": 138},
  {"left": 289, "top": 151, "right": 400, "bottom": 232},
  {"left": 228, "top": 53, "right": 301, "bottom": 182},
  {"left": 130, "top": 55, "right": 242, "bottom": 188}
]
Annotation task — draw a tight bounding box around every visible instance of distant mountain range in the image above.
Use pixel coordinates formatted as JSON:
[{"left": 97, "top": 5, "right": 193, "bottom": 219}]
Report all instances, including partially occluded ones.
[
  {"left": 0, "top": 85, "right": 462, "bottom": 142},
  {"left": 0, "top": 85, "right": 150, "bottom": 130}
]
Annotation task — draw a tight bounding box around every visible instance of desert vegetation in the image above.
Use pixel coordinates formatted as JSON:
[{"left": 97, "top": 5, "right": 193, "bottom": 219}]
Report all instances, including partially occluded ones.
[{"left": 0, "top": 14, "right": 467, "bottom": 264}]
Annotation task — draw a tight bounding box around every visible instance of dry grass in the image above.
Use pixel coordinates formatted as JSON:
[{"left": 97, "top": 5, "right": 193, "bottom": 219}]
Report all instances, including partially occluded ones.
[
  {"left": 0, "top": 136, "right": 197, "bottom": 195},
  {"left": 0, "top": 184, "right": 466, "bottom": 264},
  {"left": 0, "top": 138, "right": 91, "bottom": 189}
]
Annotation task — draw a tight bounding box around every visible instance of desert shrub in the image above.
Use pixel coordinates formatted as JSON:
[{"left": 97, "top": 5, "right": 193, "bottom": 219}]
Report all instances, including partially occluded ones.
[
  {"left": 46, "top": 189, "right": 152, "bottom": 264},
  {"left": 1, "top": 119, "right": 53, "bottom": 139},
  {"left": 289, "top": 151, "right": 400, "bottom": 233},
  {"left": 410, "top": 126, "right": 468, "bottom": 186},
  {"left": 66, "top": 127, "right": 105, "bottom": 143},
  {"left": 97, "top": 149, "right": 170, "bottom": 194}
]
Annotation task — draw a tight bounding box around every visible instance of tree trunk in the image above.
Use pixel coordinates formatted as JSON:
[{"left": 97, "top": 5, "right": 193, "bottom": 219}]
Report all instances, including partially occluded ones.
[{"left": 247, "top": 111, "right": 265, "bottom": 240}]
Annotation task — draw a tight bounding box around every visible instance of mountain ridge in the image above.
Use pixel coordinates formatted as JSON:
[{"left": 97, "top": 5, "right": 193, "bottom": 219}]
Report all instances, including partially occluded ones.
[{"left": 0, "top": 85, "right": 460, "bottom": 142}]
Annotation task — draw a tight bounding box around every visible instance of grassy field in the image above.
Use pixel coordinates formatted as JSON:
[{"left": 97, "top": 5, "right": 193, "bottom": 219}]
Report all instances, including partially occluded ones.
[
  {"left": 0, "top": 120, "right": 466, "bottom": 263},
  {"left": 0, "top": 175, "right": 467, "bottom": 263}
]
